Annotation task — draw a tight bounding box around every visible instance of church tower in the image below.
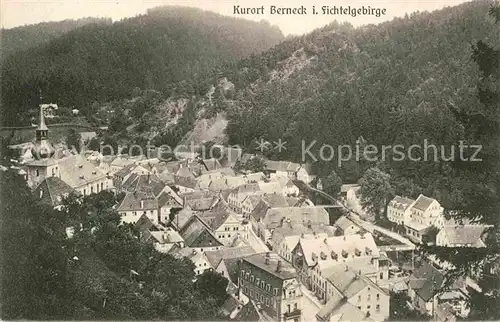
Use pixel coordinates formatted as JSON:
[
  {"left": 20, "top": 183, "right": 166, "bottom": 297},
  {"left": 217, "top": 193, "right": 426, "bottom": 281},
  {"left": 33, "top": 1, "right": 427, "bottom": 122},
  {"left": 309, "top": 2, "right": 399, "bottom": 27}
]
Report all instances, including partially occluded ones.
[{"left": 25, "top": 94, "right": 58, "bottom": 189}]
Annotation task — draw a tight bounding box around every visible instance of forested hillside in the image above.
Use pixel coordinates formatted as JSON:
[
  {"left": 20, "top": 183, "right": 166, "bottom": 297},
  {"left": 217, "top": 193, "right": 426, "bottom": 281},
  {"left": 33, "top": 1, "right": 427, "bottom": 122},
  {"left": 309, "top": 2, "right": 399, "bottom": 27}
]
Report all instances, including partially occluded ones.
[
  {"left": 0, "top": 6, "right": 283, "bottom": 126},
  {"left": 0, "top": 18, "right": 113, "bottom": 59},
  {"left": 222, "top": 0, "right": 498, "bottom": 188}
]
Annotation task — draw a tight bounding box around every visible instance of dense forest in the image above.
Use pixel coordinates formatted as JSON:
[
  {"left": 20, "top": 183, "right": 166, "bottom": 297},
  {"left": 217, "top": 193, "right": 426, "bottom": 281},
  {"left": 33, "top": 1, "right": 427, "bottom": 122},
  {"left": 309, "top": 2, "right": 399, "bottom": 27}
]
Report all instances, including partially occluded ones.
[
  {"left": 0, "top": 170, "right": 229, "bottom": 320},
  {"left": 0, "top": 6, "right": 283, "bottom": 126},
  {"left": 0, "top": 17, "right": 113, "bottom": 60}
]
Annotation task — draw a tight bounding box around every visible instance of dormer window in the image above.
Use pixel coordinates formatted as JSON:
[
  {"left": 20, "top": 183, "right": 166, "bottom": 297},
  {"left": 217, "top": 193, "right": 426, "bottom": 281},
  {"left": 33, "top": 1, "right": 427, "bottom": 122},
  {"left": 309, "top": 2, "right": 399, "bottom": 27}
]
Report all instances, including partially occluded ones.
[
  {"left": 78, "top": 164, "right": 83, "bottom": 169},
  {"left": 79, "top": 175, "right": 84, "bottom": 179}
]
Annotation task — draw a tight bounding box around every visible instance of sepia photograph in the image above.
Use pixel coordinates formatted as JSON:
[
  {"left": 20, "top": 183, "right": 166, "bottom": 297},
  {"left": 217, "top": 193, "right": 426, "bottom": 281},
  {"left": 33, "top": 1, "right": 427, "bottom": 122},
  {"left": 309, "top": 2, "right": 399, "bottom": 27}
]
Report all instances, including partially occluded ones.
[{"left": 0, "top": 0, "right": 499, "bottom": 321}]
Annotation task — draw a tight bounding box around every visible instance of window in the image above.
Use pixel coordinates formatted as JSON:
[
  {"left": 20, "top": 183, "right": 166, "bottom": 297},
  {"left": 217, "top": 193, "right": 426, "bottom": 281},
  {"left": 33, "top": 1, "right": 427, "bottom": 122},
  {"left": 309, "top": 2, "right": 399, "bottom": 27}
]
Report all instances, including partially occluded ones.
[
  {"left": 294, "top": 303, "right": 298, "bottom": 310},
  {"left": 273, "top": 288, "right": 278, "bottom": 295},
  {"left": 376, "top": 294, "right": 380, "bottom": 301},
  {"left": 367, "top": 294, "right": 371, "bottom": 301},
  {"left": 287, "top": 304, "right": 291, "bottom": 313},
  {"left": 357, "top": 295, "right": 361, "bottom": 302},
  {"left": 376, "top": 304, "right": 380, "bottom": 312},
  {"left": 36, "top": 169, "right": 40, "bottom": 177},
  {"left": 380, "top": 272, "right": 384, "bottom": 280},
  {"left": 265, "top": 298, "right": 270, "bottom": 306},
  {"left": 261, "top": 281, "right": 265, "bottom": 288},
  {"left": 250, "top": 275, "right": 254, "bottom": 282},
  {"left": 241, "top": 270, "right": 245, "bottom": 277},
  {"left": 255, "top": 277, "right": 259, "bottom": 284},
  {"left": 204, "top": 263, "right": 206, "bottom": 266},
  {"left": 367, "top": 305, "right": 371, "bottom": 310}
]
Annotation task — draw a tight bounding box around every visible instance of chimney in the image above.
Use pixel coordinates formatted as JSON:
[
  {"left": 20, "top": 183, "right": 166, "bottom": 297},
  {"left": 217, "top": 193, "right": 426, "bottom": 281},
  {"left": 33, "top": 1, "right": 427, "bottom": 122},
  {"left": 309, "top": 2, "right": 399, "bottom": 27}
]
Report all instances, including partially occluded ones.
[
  {"left": 265, "top": 252, "right": 270, "bottom": 265},
  {"left": 345, "top": 265, "right": 349, "bottom": 272},
  {"left": 192, "top": 249, "right": 197, "bottom": 255},
  {"left": 276, "top": 260, "right": 282, "bottom": 273}
]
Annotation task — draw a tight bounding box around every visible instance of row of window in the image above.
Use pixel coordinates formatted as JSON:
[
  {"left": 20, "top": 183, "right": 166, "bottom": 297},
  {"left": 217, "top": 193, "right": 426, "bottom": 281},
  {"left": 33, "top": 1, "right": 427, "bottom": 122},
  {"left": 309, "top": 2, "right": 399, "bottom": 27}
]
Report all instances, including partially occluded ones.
[
  {"left": 357, "top": 304, "right": 381, "bottom": 312},
  {"left": 357, "top": 293, "right": 381, "bottom": 302},
  {"left": 224, "top": 226, "right": 239, "bottom": 231},
  {"left": 241, "top": 271, "right": 278, "bottom": 295},
  {"left": 243, "top": 286, "right": 277, "bottom": 309}
]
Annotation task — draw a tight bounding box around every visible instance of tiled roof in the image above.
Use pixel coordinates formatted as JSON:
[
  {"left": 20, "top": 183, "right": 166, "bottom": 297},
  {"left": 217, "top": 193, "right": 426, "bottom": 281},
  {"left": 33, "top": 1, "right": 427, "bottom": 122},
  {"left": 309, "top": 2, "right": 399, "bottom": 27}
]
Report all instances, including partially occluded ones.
[
  {"left": 441, "top": 225, "right": 487, "bottom": 247},
  {"left": 297, "top": 233, "right": 379, "bottom": 267},
  {"left": 34, "top": 176, "right": 76, "bottom": 206},
  {"left": 271, "top": 223, "right": 336, "bottom": 249},
  {"left": 123, "top": 174, "right": 165, "bottom": 197},
  {"left": 149, "top": 229, "right": 184, "bottom": 244},
  {"left": 116, "top": 192, "right": 158, "bottom": 211},
  {"left": 412, "top": 194, "right": 436, "bottom": 212},
  {"left": 204, "top": 246, "right": 256, "bottom": 268},
  {"left": 335, "top": 215, "right": 358, "bottom": 231},
  {"left": 158, "top": 191, "right": 182, "bottom": 208},
  {"left": 389, "top": 196, "right": 415, "bottom": 210},
  {"left": 243, "top": 253, "right": 297, "bottom": 280},
  {"left": 410, "top": 261, "right": 445, "bottom": 302},
  {"left": 114, "top": 164, "right": 137, "bottom": 177},
  {"left": 262, "top": 206, "right": 330, "bottom": 229},
  {"left": 58, "top": 154, "right": 107, "bottom": 189}
]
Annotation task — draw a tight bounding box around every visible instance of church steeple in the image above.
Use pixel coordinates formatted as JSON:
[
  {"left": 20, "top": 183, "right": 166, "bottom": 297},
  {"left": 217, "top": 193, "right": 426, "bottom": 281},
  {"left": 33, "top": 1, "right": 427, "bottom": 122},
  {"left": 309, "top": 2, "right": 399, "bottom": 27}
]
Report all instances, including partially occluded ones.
[{"left": 31, "top": 90, "right": 55, "bottom": 159}]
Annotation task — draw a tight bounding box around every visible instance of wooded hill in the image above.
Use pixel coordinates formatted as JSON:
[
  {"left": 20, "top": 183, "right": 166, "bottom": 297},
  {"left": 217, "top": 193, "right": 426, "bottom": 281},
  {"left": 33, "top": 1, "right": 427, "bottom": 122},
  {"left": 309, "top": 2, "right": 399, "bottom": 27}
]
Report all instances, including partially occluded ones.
[{"left": 0, "top": 6, "right": 284, "bottom": 126}]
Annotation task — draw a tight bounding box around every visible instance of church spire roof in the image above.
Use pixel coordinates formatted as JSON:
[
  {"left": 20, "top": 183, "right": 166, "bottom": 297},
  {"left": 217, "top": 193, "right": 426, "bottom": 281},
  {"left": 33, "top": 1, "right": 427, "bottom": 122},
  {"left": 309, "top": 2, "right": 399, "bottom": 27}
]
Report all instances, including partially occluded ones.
[{"left": 38, "top": 103, "right": 48, "bottom": 131}]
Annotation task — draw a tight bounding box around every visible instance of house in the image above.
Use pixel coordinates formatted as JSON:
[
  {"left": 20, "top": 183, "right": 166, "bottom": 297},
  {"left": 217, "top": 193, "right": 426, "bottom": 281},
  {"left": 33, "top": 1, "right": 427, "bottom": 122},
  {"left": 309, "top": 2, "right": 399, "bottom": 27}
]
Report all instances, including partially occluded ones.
[
  {"left": 405, "top": 195, "right": 444, "bottom": 243},
  {"left": 270, "top": 223, "right": 336, "bottom": 263},
  {"left": 296, "top": 164, "right": 317, "bottom": 184},
  {"left": 243, "top": 172, "right": 266, "bottom": 183},
  {"left": 406, "top": 261, "right": 469, "bottom": 318},
  {"left": 220, "top": 297, "right": 262, "bottom": 321},
  {"left": 142, "top": 227, "right": 185, "bottom": 253},
  {"left": 238, "top": 252, "right": 303, "bottom": 321},
  {"left": 265, "top": 160, "right": 300, "bottom": 179},
  {"left": 250, "top": 206, "right": 330, "bottom": 243},
  {"left": 242, "top": 192, "right": 289, "bottom": 219},
  {"left": 116, "top": 174, "right": 182, "bottom": 224},
  {"left": 204, "top": 246, "right": 258, "bottom": 282},
  {"left": 179, "top": 216, "right": 224, "bottom": 253},
  {"left": 333, "top": 216, "right": 361, "bottom": 235},
  {"left": 436, "top": 225, "right": 488, "bottom": 248},
  {"left": 387, "top": 196, "right": 416, "bottom": 225},
  {"left": 208, "top": 176, "right": 247, "bottom": 192},
  {"left": 117, "top": 192, "right": 159, "bottom": 224},
  {"left": 291, "top": 233, "right": 381, "bottom": 291},
  {"left": 197, "top": 202, "right": 245, "bottom": 245},
  {"left": 270, "top": 176, "right": 300, "bottom": 196},
  {"left": 113, "top": 164, "right": 152, "bottom": 191},
  {"left": 316, "top": 264, "right": 390, "bottom": 322},
  {"left": 34, "top": 176, "right": 77, "bottom": 207},
  {"left": 227, "top": 183, "right": 262, "bottom": 213},
  {"left": 180, "top": 191, "right": 219, "bottom": 211},
  {"left": 171, "top": 248, "right": 213, "bottom": 276}
]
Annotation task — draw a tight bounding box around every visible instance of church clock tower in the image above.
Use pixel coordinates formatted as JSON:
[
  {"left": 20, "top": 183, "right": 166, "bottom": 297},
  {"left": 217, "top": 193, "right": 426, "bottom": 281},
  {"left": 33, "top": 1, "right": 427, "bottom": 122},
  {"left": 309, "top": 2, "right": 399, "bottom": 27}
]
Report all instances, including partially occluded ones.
[{"left": 25, "top": 97, "right": 58, "bottom": 189}]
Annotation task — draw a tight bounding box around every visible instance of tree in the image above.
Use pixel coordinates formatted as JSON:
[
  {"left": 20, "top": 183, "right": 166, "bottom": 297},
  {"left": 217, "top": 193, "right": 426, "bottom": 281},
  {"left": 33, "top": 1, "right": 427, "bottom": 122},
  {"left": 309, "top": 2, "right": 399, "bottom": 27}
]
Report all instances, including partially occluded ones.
[
  {"left": 0, "top": 170, "right": 77, "bottom": 319},
  {"left": 241, "top": 157, "right": 267, "bottom": 173},
  {"left": 194, "top": 270, "right": 229, "bottom": 306},
  {"left": 66, "top": 128, "right": 82, "bottom": 153},
  {"left": 358, "top": 167, "right": 394, "bottom": 221},
  {"left": 322, "top": 170, "right": 342, "bottom": 197}
]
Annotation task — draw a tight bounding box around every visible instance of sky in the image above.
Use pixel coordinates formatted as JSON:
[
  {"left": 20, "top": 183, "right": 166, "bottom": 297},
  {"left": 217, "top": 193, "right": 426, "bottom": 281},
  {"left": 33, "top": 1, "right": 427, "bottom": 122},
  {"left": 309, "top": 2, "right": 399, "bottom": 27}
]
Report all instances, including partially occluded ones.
[{"left": 1, "top": 0, "right": 472, "bottom": 35}]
